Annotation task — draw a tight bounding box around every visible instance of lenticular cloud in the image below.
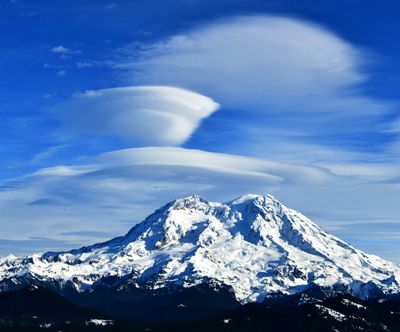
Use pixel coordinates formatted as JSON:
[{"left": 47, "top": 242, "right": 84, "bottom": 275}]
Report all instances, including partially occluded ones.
[
  {"left": 127, "top": 15, "right": 389, "bottom": 118},
  {"left": 60, "top": 86, "right": 220, "bottom": 146}
]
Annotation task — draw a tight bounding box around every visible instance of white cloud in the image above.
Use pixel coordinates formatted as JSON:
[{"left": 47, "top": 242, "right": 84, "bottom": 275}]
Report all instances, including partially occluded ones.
[
  {"left": 99, "top": 147, "right": 333, "bottom": 184},
  {"left": 51, "top": 45, "right": 71, "bottom": 54},
  {"left": 123, "top": 15, "right": 391, "bottom": 119},
  {"left": 59, "top": 86, "right": 219, "bottom": 146},
  {"left": 51, "top": 45, "right": 81, "bottom": 58}
]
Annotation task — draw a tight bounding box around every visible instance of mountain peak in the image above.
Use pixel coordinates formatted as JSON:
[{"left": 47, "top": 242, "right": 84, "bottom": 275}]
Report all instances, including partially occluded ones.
[
  {"left": 227, "top": 194, "right": 282, "bottom": 216},
  {"left": 162, "top": 194, "right": 282, "bottom": 216},
  {"left": 169, "top": 194, "right": 212, "bottom": 211},
  {"left": 228, "top": 193, "right": 277, "bottom": 205},
  {"left": 1, "top": 194, "right": 400, "bottom": 304}
]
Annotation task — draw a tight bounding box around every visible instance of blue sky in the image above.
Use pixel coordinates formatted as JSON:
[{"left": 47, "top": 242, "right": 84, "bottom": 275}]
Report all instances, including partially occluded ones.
[{"left": 1, "top": 0, "right": 400, "bottom": 262}]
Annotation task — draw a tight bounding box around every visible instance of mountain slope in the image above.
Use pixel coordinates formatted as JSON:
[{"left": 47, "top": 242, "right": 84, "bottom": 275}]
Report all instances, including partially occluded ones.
[{"left": 1, "top": 194, "right": 400, "bottom": 305}]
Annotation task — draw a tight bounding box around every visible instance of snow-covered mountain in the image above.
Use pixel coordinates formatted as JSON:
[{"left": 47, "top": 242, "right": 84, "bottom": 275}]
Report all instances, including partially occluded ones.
[{"left": 1, "top": 194, "right": 400, "bottom": 304}]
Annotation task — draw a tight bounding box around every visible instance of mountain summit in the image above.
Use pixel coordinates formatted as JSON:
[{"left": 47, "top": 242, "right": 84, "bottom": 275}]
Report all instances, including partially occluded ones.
[{"left": 1, "top": 194, "right": 400, "bottom": 304}]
